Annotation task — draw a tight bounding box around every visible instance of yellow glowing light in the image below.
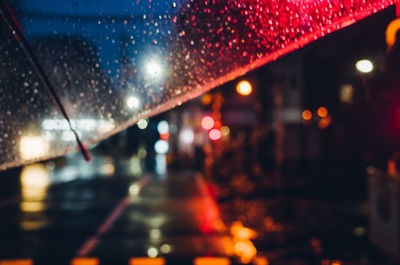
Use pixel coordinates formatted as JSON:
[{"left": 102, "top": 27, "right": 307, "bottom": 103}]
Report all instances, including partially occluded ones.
[
  {"left": 230, "top": 222, "right": 257, "bottom": 241},
  {"left": 201, "top": 94, "right": 213, "bottom": 105},
  {"left": 70, "top": 258, "right": 99, "bottom": 265},
  {"left": 0, "top": 260, "right": 33, "bottom": 265},
  {"left": 236, "top": 80, "right": 253, "bottom": 96},
  {"left": 20, "top": 202, "right": 45, "bottom": 213},
  {"left": 160, "top": 244, "right": 172, "bottom": 254},
  {"left": 194, "top": 257, "right": 231, "bottom": 265},
  {"left": 20, "top": 164, "right": 49, "bottom": 212},
  {"left": 355, "top": 59, "right": 373, "bottom": 73},
  {"left": 302, "top": 110, "right": 312, "bottom": 121},
  {"left": 19, "top": 136, "right": 49, "bottom": 160},
  {"left": 339, "top": 84, "right": 354, "bottom": 104},
  {"left": 100, "top": 163, "right": 115, "bottom": 176},
  {"left": 129, "top": 258, "right": 166, "bottom": 265},
  {"left": 234, "top": 240, "right": 257, "bottom": 264},
  {"left": 221, "top": 126, "right": 230, "bottom": 137},
  {"left": 317, "top": 107, "right": 328, "bottom": 118}
]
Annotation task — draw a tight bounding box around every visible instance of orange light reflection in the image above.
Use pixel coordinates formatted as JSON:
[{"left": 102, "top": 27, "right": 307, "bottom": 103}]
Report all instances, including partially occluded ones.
[
  {"left": 0, "top": 260, "right": 33, "bottom": 265},
  {"left": 194, "top": 257, "right": 231, "bottom": 265},
  {"left": 302, "top": 110, "right": 312, "bottom": 120},
  {"left": 317, "top": 107, "right": 328, "bottom": 118},
  {"left": 129, "top": 257, "right": 166, "bottom": 265},
  {"left": 70, "top": 258, "right": 99, "bottom": 265}
]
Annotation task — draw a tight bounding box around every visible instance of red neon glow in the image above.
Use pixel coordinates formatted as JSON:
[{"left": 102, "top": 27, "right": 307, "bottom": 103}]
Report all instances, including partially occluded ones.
[
  {"left": 201, "top": 116, "right": 215, "bottom": 130},
  {"left": 209, "top": 129, "right": 222, "bottom": 141},
  {"left": 160, "top": 132, "right": 170, "bottom": 141}
]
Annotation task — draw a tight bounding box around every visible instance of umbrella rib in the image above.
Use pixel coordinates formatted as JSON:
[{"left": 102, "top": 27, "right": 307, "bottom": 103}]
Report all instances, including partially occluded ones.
[{"left": 0, "top": 0, "right": 91, "bottom": 162}]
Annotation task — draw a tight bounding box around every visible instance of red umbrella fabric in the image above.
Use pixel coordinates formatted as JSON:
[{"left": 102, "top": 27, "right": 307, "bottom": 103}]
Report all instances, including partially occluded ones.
[{"left": 0, "top": 0, "right": 396, "bottom": 169}]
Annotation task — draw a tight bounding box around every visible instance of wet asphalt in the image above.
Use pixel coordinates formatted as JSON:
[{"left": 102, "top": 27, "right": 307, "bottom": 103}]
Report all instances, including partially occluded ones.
[{"left": 0, "top": 154, "right": 233, "bottom": 264}]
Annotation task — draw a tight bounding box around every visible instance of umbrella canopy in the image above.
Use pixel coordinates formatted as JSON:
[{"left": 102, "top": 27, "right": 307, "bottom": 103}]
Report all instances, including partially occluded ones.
[{"left": 0, "top": 0, "right": 396, "bottom": 170}]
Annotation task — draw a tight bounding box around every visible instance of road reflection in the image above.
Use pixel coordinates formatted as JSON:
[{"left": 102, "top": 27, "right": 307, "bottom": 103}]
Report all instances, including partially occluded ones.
[
  {"left": 0, "top": 152, "right": 236, "bottom": 260},
  {"left": 20, "top": 164, "right": 49, "bottom": 213}
]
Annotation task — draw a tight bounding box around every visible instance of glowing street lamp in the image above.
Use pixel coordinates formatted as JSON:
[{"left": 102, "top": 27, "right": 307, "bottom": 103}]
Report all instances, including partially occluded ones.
[
  {"left": 236, "top": 80, "right": 253, "bottom": 96},
  {"left": 355, "top": 59, "right": 374, "bottom": 73},
  {"left": 126, "top": 96, "right": 140, "bottom": 109},
  {"left": 146, "top": 60, "right": 162, "bottom": 77}
]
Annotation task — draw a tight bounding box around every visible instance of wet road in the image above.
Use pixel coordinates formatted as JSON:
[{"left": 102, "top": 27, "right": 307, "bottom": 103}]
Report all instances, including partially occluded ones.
[{"left": 0, "top": 154, "right": 233, "bottom": 264}]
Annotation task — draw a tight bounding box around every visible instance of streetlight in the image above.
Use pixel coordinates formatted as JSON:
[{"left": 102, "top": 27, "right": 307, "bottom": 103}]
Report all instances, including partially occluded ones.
[
  {"left": 146, "top": 60, "right": 162, "bottom": 77},
  {"left": 126, "top": 96, "right": 140, "bottom": 109},
  {"left": 355, "top": 59, "right": 374, "bottom": 73},
  {"left": 236, "top": 80, "right": 253, "bottom": 96}
]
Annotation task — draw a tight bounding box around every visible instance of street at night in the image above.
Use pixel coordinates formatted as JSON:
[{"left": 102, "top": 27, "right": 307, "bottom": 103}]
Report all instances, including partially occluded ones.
[
  {"left": 2, "top": 0, "right": 400, "bottom": 264},
  {"left": 0, "top": 154, "right": 234, "bottom": 264}
]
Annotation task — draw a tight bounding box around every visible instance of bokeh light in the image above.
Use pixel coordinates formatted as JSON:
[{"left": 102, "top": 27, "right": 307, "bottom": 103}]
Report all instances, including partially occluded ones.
[
  {"left": 180, "top": 129, "right": 194, "bottom": 144},
  {"left": 157, "top": 121, "right": 169, "bottom": 135},
  {"left": 302, "top": 110, "right": 312, "bottom": 121},
  {"left": 137, "top": 119, "right": 148, "bottom": 130},
  {"left": 147, "top": 247, "right": 158, "bottom": 258},
  {"left": 146, "top": 60, "right": 162, "bottom": 77},
  {"left": 209, "top": 129, "right": 222, "bottom": 141},
  {"left": 201, "top": 116, "right": 215, "bottom": 130},
  {"left": 221, "top": 126, "right": 230, "bottom": 137},
  {"left": 355, "top": 59, "right": 374, "bottom": 73},
  {"left": 317, "top": 107, "right": 328, "bottom": 118},
  {"left": 126, "top": 96, "right": 140, "bottom": 109},
  {"left": 236, "top": 80, "right": 253, "bottom": 96},
  {"left": 154, "top": 140, "right": 169, "bottom": 154},
  {"left": 19, "top": 136, "right": 49, "bottom": 160},
  {"left": 318, "top": 115, "right": 332, "bottom": 129}
]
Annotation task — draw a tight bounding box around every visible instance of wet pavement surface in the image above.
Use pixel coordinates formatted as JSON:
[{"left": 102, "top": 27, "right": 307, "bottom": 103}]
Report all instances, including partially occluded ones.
[
  {"left": 0, "top": 153, "right": 398, "bottom": 265},
  {"left": 0, "top": 154, "right": 233, "bottom": 264}
]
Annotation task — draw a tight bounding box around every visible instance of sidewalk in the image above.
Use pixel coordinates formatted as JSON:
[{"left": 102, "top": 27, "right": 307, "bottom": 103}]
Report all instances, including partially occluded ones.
[{"left": 0, "top": 162, "right": 236, "bottom": 264}]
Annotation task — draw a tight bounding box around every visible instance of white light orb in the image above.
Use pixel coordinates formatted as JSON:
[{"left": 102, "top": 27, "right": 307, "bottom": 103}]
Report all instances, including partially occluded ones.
[
  {"left": 137, "top": 119, "right": 148, "bottom": 129},
  {"left": 126, "top": 96, "right": 140, "bottom": 109},
  {"left": 157, "top": 120, "right": 169, "bottom": 135},
  {"left": 180, "top": 129, "right": 194, "bottom": 144},
  {"left": 154, "top": 140, "right": 169, "bottom": 154},
  {"left": 146, "top": 60, "right": 162, "bottom": 77},
  {"left": 355, "top": 59, "right": 373, "bottom": 73}
]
